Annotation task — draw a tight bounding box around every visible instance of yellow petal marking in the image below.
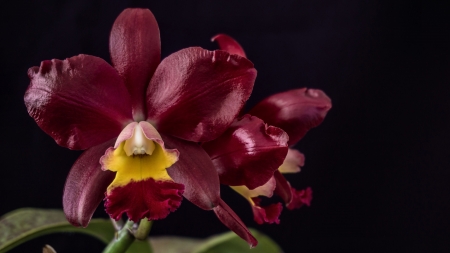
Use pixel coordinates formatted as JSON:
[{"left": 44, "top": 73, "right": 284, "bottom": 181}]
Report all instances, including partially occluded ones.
[{"left": 103, "top": 140, "right": 178, "bottom": 193}]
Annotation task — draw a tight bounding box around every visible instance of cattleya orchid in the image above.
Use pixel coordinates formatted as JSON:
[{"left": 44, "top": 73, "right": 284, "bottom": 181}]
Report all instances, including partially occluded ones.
[
  {"left": 203, "top": 34, "right": 332, "bottom": 224},
  {"left": 21, "top": 8, "right": 289, "bottom": 246}
]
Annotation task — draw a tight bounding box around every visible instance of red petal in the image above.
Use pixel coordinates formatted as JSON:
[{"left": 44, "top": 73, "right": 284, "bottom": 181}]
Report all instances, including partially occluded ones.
[
  {"left": 203, "top": 115, "right": 288, "bottom": 189},
  {"left": 249, "top": 88, "right": 332, "bottom": 146},
  {"left": 251, "top": 198, "right": 283, "bottom": 225},
  {"left": 105, "top": 178, "right": 184, "bottom": 222},
  {"left": 162, "top": 134, "right": 220, "bottom": 210},
  {"left": 25, "top": 55, "right": 133, "bottom": 150},
  {"left": 213, "top": 198, "right": 258, "bottom": 247},
  {"left": 110, "top": 8, "right": 160, "bottom": 120},
  {"left": 273, "top": 171, "right": 292, "bottom": 205},
  {"left": 211, "top": 34, "right": 246, "bottom": 57},
  {"left": 63, "top": 139, "right": 116, "bottom": 227},
  {"left": 147, "top": 47, "right": 257, "bottom": 142},
  {"left": 286, "top": 187, "right": 313, "bottom": 210}
]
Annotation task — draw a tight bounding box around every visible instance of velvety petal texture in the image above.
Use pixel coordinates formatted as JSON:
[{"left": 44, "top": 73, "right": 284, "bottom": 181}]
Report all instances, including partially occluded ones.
[
  {"left": 163, "top": 134, "right": 221, "bottom": 210},
  {"left": 211, "top": 34, "right": 246, "bottom": 57},
  {"left": 25, "top": 55, "right": 133, "bottom": 150},
  {"left": 213, "top": 199, "right": 258, "bottom": 247},
  {"left": 251, "top": 198, "right": 283, "bottom": 225},
  {"left": 286, "top": 187, "right": 312, "bottom": 210},
  {"left": 146, "top": 47, "right": 257, "bottom": 142},
  {"left": 63, "top": 140, "right": 116, "bottom": 227},
  {"left": 110, "top": 8, "right": 161, "bottom": 120},
  {"left": 249, "top": 88, "right": 332, "bottom": 146},
  {"left": 203, "top": 115, "right": 288, "bottom": 189},
  {"left": 278, "top": 148, "right": 305, "bottom": 174},
  {"left": 105, "top": 178, "right": 184, "bottom": 221}
]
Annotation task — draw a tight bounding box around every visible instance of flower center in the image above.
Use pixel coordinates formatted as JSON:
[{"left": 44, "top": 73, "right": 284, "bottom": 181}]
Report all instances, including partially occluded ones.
[{"left": 123, "top": 124, "right": 156, "bottom": 156}]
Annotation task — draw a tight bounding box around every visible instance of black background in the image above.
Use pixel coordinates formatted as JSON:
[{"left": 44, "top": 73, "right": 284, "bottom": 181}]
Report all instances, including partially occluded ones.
[{"left": 1, "top": 0, "right": 449, "bottom": 252}]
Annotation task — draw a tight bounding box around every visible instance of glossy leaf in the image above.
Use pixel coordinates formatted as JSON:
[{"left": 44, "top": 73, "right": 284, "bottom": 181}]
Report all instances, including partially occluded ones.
[
  {"left": 0, "top": 209, "right": 115, "bottom": 253},
  {"left": 149, "top": 229, "right": 282, "bottom": 253},
  {"left": 193, "top": 229, "right": 282, "bottom": 253}
]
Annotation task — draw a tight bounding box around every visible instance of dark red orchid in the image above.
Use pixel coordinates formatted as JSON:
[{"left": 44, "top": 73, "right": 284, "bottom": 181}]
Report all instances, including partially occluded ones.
[
  {"left": 24, "top": 9, "right": 262, "bottom": 246},
  {"left": 204, "top": 34, "right": 332, "bottom": 224}
]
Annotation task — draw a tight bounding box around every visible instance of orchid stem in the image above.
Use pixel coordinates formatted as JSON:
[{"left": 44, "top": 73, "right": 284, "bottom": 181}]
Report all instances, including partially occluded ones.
[
  {"left": 103, "top": 219, "right": 154, "bottom": 253},
  {"left": 135, "top": 219, "right": 153, "bottom": 240},
  {"left": 102, "top": 220, "right": 135, "bottom": 253}
]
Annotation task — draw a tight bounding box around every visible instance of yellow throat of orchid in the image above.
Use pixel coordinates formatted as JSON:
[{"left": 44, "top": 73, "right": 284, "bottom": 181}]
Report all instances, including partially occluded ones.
[{"left": 101, "top": 122, "right": 179, "bottom": 193}]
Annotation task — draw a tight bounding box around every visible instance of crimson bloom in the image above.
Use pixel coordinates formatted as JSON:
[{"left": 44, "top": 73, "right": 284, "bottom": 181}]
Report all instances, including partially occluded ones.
[
  {"left": 24, "top": 9, "right": 261, "bottom": 246},
  {"left": 204, "top": 34, "right": 332, "bottom": 224}
]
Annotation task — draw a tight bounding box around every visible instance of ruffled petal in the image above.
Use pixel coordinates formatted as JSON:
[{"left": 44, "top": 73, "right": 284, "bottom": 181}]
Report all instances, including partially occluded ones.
[
  {"left": 278, "top": 148, "right": 305, "bottom": 174},
  {"left": 211, "top": 34, "right": 246, "bottom": 57},
  {"left": 25, "top": 55, "right": 133, "bottom": 150},
  {"left": 110, "top": 8, "right": 161, "bottom": 120},
  {"left": 273, "top": 171, "right": 292, "bottom": 205},
  {"left": 105, "top": 178, "right": 184, "bottom": 221},
  {"left": 63, "top": 139, "right": 116, "bottom": 227},
  {"left": 203, "top": 115, "right": 288, "bottom": 189},
  {"left": 101, "top": 122, "right": 181, "bottom": 221},
  {"left": 286, "top": 187, "right": 312, "bottom": 210},
  {"left": 213, "top": 198, "right": 258, "bottom": 247},
  {"left": 146, "top": 47, "right": 257, "bottom": 142},
  {"left": 249, "top": 88, "right": 332, "bottom": 146},
  {"left": 162, "top": 134, "right": 221, "bottom": 210},
  {"left": 251, "top": 198, "right": 283, "bottom": 225}
]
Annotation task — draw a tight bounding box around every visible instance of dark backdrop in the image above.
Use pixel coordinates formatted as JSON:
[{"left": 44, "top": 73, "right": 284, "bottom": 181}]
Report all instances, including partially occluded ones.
[{"left": 1, "top": 0, "right": 449, "bottom": 252}]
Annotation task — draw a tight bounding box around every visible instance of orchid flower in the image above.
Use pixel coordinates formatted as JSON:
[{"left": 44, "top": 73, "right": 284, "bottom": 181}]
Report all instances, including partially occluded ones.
[
  {"left": 204, "top": 34, "right": 332, "bottom": 224},
  {"left": 24, "top": 9, "right": 262, "bottom": 246}
]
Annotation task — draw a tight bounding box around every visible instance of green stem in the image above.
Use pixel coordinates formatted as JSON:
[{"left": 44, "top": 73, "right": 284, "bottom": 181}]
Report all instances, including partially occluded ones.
[
  {"left": 135, "top": 219, "right": 153, "bottom": 240},
  {"left": 102, "top": 221, "right": 135, "bottom": 253}
]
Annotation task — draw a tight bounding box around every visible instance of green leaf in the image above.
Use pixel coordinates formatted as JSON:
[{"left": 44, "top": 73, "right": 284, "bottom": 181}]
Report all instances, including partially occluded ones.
[
  {"left": 150, "top": 236, "right": 203, "bottom": 253},
  {"left": 126, "top": 240, "right": 153, "bottom": 253},
  {"left": 150, "top": 229, "right": 282, "bottom": 253},
  {"left": 0, "top": 208, "right": 115, "bottom": 253},
  {"left": 193, "top": 229, "right": 283, "bottom": 253}
]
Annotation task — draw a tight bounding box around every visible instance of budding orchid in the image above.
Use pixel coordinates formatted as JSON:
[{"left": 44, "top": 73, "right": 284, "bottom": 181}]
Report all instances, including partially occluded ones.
[
  {"left": 205, "top": 34, "right": 332, "bottom": 224},
  {"left": 24, "top": 9, "right": 263, "bottom": 246}
]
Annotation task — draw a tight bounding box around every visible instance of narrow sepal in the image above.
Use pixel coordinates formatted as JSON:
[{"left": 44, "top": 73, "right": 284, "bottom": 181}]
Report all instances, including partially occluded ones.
[
  {"left": 211, "top": 34, "right": 246, "bottom": 57},
  {"left": 162, "top": 134, "right": 221, "bottom": 210},
  {"left": 147, "top": 47, "right": 256, "bottom": 142},
  {"left": 286, "top": 187, "right": 312, "bottom": 210},
  {"left": 203, "top": 115, "right": 288, "bottom": 189},
  {"left": 273, "top": 171, "right": 292, "bottom": 205},
  {"left": 25, "top": 55, "right": 133, "bottom": 150},
  {"left": 213, "top": 198, "right": 258, "bottom": 247},
  {"left": 110, "top": 8, "right": 161, "bottom": 119},
  {"left": 105, "top": 178, "right": 184, "bottom": 222},
  {"left": 63, "top": 139, "right": 115, "bottom": 227},
  {"left": 249, "top": 88, "right": 332, "bottom": 146}
]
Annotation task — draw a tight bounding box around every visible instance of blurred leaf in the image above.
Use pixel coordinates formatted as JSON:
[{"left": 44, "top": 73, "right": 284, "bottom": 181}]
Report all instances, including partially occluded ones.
[
  {"left": 150, "top": 229, "right": 282, "bottom": 253},
  {"left": 150, "top": 236, "right": 203, "bottom": 253},
  {"left": 193, "top": 229, "right": 283, "bottom": 253},
  {"left": 126, "top": 239, "right": 153, "bottom": 253},
  {"left": 0, "top": 208, "right": 115, "bottom": 253}
]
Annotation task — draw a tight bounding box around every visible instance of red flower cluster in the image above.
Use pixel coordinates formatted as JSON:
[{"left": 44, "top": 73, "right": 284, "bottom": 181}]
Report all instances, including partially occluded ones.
[{"left": 24, "top": 9, "right": 331, "bottom": 247}]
